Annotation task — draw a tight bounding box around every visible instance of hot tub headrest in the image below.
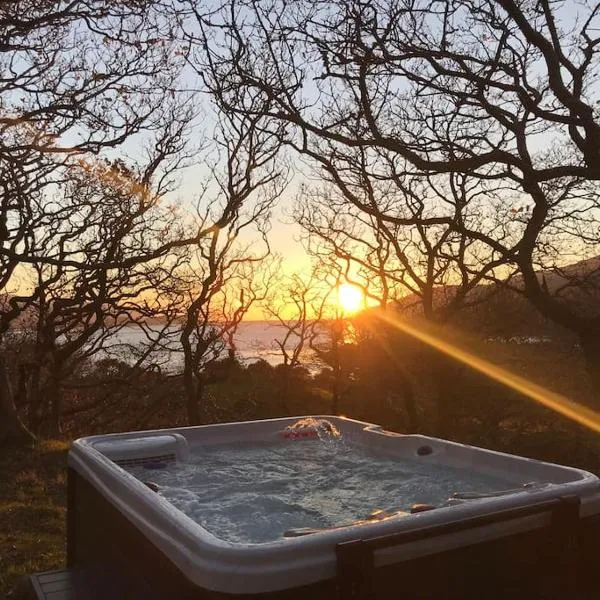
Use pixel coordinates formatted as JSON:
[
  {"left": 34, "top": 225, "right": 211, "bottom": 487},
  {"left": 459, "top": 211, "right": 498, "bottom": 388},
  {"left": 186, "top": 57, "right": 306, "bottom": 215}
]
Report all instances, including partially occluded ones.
[{"left": 92, "top": 434, "right": 189, "bottom": 467}]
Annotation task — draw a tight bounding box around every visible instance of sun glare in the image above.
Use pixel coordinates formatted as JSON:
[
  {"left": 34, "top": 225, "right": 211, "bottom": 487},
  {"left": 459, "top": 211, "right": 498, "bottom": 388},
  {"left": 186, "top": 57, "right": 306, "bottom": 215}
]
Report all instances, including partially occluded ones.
[{"left": 337, "top": 283, "right": 364, "bottom": 314}]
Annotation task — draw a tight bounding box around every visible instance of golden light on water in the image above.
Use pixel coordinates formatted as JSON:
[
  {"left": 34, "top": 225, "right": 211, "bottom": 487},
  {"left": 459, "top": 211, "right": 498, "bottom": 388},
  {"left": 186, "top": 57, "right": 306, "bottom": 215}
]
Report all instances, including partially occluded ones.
[
  {"left": 337, "top": 284, "right": 364, "bottom": 315},
  {"left": 375, "top": 310, "right": 600, "bottom": 435}
]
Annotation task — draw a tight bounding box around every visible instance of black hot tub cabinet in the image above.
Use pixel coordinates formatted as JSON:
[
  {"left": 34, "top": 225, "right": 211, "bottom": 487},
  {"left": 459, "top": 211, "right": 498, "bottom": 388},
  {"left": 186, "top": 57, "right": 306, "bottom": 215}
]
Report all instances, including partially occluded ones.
[{"left": 67, "top": 416, "right": 600, "bottom": 599}]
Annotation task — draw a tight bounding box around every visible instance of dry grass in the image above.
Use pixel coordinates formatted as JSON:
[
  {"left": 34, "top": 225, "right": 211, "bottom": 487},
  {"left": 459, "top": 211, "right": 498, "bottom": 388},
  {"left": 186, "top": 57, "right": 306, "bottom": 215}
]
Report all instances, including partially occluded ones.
[{"left": 0, "top": 440, "right": 69, "bottom": 598}]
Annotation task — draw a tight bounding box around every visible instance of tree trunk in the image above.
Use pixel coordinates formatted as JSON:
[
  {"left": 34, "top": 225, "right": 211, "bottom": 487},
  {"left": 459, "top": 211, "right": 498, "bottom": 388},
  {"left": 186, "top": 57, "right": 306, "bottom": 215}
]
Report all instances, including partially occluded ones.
[
  {"left": 331, "top": 380, "right": 339, "bottom": 415},
  {"left": 330, "top": 359, "right": 342, "bottom": 415},
  {"left": 28, "top": 364, "right": 43, "bottom": 435},
  {"left": 330, "top": 327, "right": 342, "bottom": 415},
  {"left": 579, "top": 331, "right": 600, "bottom": 407},
  {"left": 396, "top": 366, "right": 418, "bottom": 432},
  {"left": 183, "top": 367, "right": 202, "bottom": 425},
  {"left": 278, "top": 367, "right": 291, "bottom": 415},
  {"left": 431, "top": 351, "right": 456, "bottom": 438},
  {"left": 46, "top": 373, "right": 63, "bottom": 437},
  {"left": 0, "top": 358, "right": 36, "bottom": 447}
]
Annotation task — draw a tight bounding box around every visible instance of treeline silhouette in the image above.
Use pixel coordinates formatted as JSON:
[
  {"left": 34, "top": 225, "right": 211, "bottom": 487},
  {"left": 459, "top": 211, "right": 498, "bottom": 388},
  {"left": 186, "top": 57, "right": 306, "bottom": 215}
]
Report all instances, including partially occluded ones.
[{"left": 8, "top": 312, "right": 595, "bottom": 474}]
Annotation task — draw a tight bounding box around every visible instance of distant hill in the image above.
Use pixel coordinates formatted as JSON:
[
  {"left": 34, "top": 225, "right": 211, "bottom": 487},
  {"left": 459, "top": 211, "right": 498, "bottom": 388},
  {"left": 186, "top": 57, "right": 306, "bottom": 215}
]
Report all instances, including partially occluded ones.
[{"left": 375, "top": 255, "right": 600, "bottom": 342}]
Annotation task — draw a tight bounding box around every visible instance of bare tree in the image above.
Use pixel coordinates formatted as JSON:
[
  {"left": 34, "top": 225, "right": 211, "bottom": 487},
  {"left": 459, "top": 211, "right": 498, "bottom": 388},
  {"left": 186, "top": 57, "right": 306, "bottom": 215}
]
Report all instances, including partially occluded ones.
[
  {"left": 177, "top": 240, "right": 280, "bottom": 425},
  {"left": 1, "top": 1, "right": 181, "bottom": 157},
  {"left": 0, "top": 1, "right": 289, "bottom": 442},
  {"left": 196, "top": 0, "right": 600, "bottom": 404},
  {"left": 2, "top": 117, "right": 195, "bottom": 436},
  {"left": 264, "top": 271, "right": 323, "bottom": 368},
  {"left": 294, "top": 162, "right": 516, "bottom": 431},
  {"left": 294, "top": 263, "right": 357, "bottom": 416},
  {"left": 297, "top": 171, "right": 509, "bottom": 323},
  {"left": 175, "top": 110, "right": 285, "bottom": 424},
  {"left": 0, "top": 356, "right": 35, "bottom": 446},
  {"left": 0, "top": 0, "right": 189, "bottom": 336},
  {"left": 0, "top": 3, "right": 190, "bottom": 439},
  {"left": 261, "top": 270, "right": 327, "bottom": 412}
]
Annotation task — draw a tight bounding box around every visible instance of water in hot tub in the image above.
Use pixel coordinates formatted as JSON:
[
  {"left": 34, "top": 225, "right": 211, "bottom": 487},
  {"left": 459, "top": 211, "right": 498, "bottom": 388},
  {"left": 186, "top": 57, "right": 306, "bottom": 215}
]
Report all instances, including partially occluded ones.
[{"left": 125, "top": 435, "right": 516, "bottom": 544}]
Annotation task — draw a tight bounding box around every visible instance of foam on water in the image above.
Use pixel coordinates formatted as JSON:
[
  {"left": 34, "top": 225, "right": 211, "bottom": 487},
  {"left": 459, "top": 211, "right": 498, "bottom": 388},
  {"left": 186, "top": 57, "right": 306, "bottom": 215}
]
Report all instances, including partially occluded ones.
[{"left": 126, "top": 438, "right": 513, "bottom": 544}]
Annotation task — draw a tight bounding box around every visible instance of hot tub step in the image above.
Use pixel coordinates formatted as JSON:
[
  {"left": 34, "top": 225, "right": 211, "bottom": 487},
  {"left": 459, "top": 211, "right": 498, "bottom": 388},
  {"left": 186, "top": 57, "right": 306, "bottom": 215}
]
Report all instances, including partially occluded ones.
[{"left": 16, "top": 569, "right": 85, "bottom": 600}]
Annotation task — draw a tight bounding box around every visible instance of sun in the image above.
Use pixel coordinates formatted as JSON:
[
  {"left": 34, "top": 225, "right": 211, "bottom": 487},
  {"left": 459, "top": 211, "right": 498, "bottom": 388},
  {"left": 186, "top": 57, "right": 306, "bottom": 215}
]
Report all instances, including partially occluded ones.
[{"left": 337, "top": 283, "right": 364, "bottom": 314}]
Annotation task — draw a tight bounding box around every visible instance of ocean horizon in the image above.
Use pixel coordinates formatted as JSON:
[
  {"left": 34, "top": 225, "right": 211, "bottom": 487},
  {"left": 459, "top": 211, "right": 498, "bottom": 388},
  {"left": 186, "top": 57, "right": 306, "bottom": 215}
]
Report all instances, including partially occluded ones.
[{"left": 94, "top": 320, "right": 322, "bottom": 373}]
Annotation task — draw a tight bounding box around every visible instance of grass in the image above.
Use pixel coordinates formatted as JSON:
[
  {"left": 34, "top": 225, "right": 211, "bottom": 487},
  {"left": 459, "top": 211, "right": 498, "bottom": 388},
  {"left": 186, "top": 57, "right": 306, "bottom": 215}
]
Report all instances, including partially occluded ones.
[{"left": 0, "top": 440, "right": 69, "bottom": 598}]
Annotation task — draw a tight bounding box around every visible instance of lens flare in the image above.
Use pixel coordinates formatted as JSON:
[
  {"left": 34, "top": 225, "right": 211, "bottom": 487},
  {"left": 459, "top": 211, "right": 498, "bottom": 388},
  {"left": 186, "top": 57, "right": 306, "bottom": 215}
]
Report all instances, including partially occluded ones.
[{"left": 374, "top": 310, "right": 600, "bottom": 434}]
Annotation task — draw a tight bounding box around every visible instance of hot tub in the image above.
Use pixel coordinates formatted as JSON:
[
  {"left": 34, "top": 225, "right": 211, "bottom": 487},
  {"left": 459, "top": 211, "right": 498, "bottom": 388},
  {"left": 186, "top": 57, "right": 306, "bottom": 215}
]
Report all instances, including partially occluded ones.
[{"left": 68, "top": 416, "right": 600, "bottom": 598}]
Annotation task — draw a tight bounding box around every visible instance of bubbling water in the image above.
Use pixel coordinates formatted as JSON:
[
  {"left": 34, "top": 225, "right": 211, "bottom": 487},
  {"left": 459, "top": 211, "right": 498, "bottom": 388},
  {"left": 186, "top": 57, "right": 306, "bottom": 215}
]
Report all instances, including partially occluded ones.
[
  {"left": 126, "top": 438, "right": 513, "bottom": 544},
  {"left": 282, "top": 417, "right": 341, "bottom": 440}
]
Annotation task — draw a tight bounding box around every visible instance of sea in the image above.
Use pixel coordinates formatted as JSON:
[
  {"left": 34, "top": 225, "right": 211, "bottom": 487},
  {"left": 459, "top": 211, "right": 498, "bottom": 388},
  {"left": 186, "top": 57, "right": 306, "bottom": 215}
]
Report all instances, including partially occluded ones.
[
  {"left": 91, "top": 319, "right": 554, "bottom": 375},
  {"left": 96, "top": 321, "right": 322, "bottom": 373}
]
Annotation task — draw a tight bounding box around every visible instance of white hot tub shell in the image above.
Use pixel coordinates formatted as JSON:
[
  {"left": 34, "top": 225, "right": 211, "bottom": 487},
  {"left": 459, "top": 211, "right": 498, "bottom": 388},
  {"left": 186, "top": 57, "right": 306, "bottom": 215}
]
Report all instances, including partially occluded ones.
[{"left": 67, "top": 416, "right": 600, "bottom": 599}]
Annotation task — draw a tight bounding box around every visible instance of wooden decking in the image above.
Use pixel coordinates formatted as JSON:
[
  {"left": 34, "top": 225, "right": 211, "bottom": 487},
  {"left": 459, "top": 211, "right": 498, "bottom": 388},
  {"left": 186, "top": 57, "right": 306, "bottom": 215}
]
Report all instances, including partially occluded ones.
[{"left": 16, "top": 569, "right": 81, "bottom": 600}]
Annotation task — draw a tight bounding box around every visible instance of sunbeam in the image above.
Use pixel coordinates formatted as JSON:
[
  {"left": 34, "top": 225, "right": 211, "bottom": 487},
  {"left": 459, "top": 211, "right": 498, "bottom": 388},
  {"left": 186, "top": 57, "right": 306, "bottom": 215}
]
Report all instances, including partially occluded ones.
[{"left": 375, "top": 310, "right": 600, "bottom": 434}]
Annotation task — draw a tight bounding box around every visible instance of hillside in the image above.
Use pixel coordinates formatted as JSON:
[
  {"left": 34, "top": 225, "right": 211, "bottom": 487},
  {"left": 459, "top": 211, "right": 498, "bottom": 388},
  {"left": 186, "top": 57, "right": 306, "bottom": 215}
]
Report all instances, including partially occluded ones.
[{"left": 382, "top": 256, "right": 600, "bottom": 342}]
